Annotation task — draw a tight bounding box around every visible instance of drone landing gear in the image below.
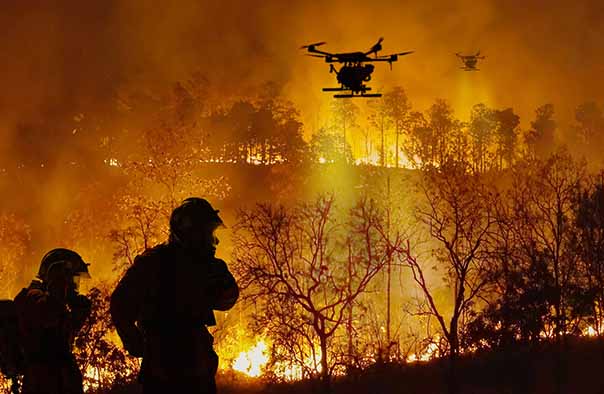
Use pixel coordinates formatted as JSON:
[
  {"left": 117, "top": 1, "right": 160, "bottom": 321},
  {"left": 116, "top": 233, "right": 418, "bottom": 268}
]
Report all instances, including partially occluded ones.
[
  {"left": 323, "top": 86, "right": 373, "bottom": 92},
  {"left": 334, "top": 93, "right": 382, "bottom": 98},
  {"left": 324, "top": 86, "right": 380, "bottom": 98}
]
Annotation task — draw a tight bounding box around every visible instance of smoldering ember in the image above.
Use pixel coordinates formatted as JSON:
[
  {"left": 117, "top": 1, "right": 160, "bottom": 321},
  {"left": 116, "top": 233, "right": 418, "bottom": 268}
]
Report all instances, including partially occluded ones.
[{"left": 1, "top": 1, "right": 604, "bottom": 394}]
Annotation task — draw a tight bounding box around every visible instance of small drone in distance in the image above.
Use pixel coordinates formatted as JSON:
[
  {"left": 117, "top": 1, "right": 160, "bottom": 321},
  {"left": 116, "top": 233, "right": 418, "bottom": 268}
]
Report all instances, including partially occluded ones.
[
  {"left": 301, "top": 38, "right": 414, "bottom": 98},
  {"left": 456, "top": 51, "right": 485, "bottom": 71}
]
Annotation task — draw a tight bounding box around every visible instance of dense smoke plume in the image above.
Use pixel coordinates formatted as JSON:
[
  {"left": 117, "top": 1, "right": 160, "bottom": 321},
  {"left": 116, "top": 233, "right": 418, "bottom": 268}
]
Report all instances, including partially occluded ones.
[{"left": 2, "top": 0, "right": 604, "bottom": 147}]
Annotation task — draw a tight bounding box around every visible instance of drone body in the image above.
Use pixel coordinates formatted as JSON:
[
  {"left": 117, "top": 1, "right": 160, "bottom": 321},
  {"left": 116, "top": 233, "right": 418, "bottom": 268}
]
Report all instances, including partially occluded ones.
[
  {"left": 456, "top": 51, "right": 485, "bottom": 71},
  {"left": 301, "top": 38, "right": 413, "bottom": 98}
]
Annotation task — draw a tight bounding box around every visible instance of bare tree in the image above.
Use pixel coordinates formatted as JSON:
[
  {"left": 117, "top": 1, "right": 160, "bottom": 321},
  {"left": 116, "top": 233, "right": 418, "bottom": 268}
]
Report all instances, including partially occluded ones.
[
  {"left": 402, "top": 162, "right": 498, "bottom": 394},
  {"left": 233, "top": 196, "right": 405, "bottom": 389},
  {"left": 575, "top": 172, "right": 604, "bottom": 334},
  {"left": 509, "top": 151, "right": 587, "bottom": 336},
  {"left": 507, "top": 150, "right": 586, "bottom": 394},
  {"left": 108, "top": 195, "right": 168, "bottom": 273}
]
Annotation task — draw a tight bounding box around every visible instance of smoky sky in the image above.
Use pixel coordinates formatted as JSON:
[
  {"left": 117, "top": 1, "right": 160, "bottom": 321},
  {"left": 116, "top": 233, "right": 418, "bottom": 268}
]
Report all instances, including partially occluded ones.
[
  {"left": 1, "top": 0, "right": 604, "bottom": 163},
  {"left": 0, "top": 0, "right": 603, "bottom": 290}
]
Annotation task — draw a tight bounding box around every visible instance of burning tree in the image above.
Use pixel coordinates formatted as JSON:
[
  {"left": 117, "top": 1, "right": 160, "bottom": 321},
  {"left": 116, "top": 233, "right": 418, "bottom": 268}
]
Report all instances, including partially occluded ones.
[
  {"left": 74, "top": 285, "right": 140, "bottom": 392},
  {"left": 233, "top": 196, "right": 406, "bottom": 389},
  {"left": 109, "top": 195, "right": 169, "bottom": 273},
  {"left": 403, "top": 162, "right": 498, "bottom": 394},
  {"left": 110, "top": 113, "right": 232, "bottom": 273},
  {"left": 575, "top": 172, "right": 604, "bottom": 334},
  {"left": 507, "top": 151, "right": 587, "bottom": 337}
]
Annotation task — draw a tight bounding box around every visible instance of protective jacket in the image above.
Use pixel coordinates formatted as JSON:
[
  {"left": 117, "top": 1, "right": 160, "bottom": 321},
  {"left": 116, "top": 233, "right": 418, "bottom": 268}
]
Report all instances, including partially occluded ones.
[
  {"left": 110, "top": 243, "right": 239, "bottom": 394},
  {"left": 14, "top": 281, "right": 89, "bottom": 394}
]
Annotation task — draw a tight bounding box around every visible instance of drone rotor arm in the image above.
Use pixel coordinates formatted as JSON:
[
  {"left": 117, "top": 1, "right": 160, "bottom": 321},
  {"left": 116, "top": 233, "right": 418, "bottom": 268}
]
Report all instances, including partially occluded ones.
[
  {"left": 299, "top": 41, "right": 326, "bottom": 49},
  {"left": 307, "top": 48, "right": 334, "bottom": 56}
]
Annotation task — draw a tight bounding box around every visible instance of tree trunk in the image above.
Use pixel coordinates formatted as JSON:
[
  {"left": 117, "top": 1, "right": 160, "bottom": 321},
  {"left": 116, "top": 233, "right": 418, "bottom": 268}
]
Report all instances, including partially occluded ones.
[
  {"left": 386, "top": 175, "right": 392, "bottom": 358},
  {"left": 395, "top": 124, "right": 400, "bottom": 168},
  {"left": 365, "top": 129, "right": 370, "bottom": 162},
  {"left": 347, "top": 242, "right": 354, "bottom": 369},
  {"left": 386, "top": 254, "right": 391, "bottom": 359},
  {"left": 448, "top": 320, "right": 460, "bottom": 394},
  {"left": 380, "top": 118, "right": 385, "bottom": 167},
  {"left": 319, "top": 334, "right": 330, "bottom": 392}
]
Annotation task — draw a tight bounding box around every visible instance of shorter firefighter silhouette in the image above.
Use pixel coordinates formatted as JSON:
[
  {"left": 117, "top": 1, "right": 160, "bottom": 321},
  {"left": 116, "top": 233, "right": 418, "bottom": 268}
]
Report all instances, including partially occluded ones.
[{"left": 5, "top": 249, "right": 92, "bottom": 394}]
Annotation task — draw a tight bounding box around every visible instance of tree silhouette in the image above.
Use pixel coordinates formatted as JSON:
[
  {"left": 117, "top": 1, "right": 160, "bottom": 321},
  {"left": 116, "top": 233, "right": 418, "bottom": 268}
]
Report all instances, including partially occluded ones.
[
  {"left": 233, "top": 196, "right": 404, "bottom": 389},
  {"left": 331, "top": 100, "right": 360, "bottom": 159},
  {"left": 383, "top": 87, "right": 412, "bottom": 168},
  {"left": 526, "top": 104, "right": 557, "bottom": 159},
  {"left": 202, "top": 97, "right": 307, "bottom": 165},
  {"left": 493, "top": 108, "right": 520, "bottom": 170},
  {"left": 575, "top": 172, "right": 604, "bottom": 333},
  {"left": 309, "top": 127, "right": 353, "bottom": 164},
  {"left": 465, "top": 195, "right": 556, "bottom": 348},
  {"left": 368, "top": 98, "right": 393, "bottom": 167},
  {"left": 509, "top": 151, "right": 587, "bottom": 337},
  {"left": 403, "top": 162, "right": 498, "bottom": 394},
  {"left": 573, "top": 102, "right": 604, "bottom": 162},
  {"left": 469, "top": 103, "right": 496, "bottom": 173},
  {"left": 428, "top": 99, "right": 458, "bottom": 167}
]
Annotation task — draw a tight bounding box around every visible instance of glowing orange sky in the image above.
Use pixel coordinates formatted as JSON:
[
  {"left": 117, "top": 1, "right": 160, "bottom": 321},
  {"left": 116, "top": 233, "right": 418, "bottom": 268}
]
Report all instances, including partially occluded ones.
[{"left": 0, "top": 0, "right": 603, "bottom": 154}]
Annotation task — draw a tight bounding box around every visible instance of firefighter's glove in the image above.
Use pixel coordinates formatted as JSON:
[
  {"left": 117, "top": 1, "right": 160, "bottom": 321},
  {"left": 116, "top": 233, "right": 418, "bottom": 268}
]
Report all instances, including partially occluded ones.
[
  {"left": 68, "top": 293, "right": 92, "bottom": 329},
  {"left": 122, "top": 328, "right": 144, "bottom": 358}
]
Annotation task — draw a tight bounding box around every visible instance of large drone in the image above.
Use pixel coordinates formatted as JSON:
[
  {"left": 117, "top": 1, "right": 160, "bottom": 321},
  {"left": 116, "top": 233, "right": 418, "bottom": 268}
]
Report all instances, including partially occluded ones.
[
  {"left": 456, "top": 51, "right": 485, "bottom": 71},
  {"left": 301, "top": 38, "right": 413, "bottom": 98}
]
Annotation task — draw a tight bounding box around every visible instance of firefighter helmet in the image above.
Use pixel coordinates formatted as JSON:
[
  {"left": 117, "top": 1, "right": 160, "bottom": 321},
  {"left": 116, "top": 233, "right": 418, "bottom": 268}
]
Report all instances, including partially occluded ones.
[
  {"left": 169, "top": 197, "right": 224, "bottom": 244},
  {"left": 37, "top": 248, "right": 91, "bottom": 282}
]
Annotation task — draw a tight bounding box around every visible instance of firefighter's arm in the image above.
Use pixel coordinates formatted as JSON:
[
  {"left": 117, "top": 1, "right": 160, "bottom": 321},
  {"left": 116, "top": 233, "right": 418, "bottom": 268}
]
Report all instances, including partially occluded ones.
[
  {"left": 21, "top": 288, "right": 66, "bottom": 329},
  {"left": 110, "top": 256, "right": 148, "bottom": 357},
  {"left": 67, "top": 292, "right": 92, "bottom": 332},
  {"left": 207, "top": 258, "right": 239, "bottom": 311},
  {"left": 23, "top": 264, "right": 73, "bottom": 328}
]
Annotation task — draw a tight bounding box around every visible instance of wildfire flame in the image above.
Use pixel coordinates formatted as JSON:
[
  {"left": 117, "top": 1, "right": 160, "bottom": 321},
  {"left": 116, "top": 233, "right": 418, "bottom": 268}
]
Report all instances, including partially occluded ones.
[
  {"left": 232, "top": 340, "right": 269, "bottom": 377},
  {"left": 584, "top": 325, "right": 598, "bottom": 337},
  {"left": 406, "top": 341, "right": 440, "bottom": 363},
  {"left": 231, "top": 339, "right": 324, "bottom": 380}
]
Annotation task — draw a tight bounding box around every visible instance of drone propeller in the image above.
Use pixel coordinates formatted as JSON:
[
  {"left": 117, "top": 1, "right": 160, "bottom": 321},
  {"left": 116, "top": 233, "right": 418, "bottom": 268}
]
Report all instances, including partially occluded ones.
[
  {"left": 368, "top": 37, "right": 384, "bottom": 56},
  {"left": 300, "top": 41, "right": 326, "bottom": 49},
  {"left": 305, "top": 54, "right": 326, "bottom": 58},
  {"left": 395, "top": 51, "right": 414, "bottom": 56}
]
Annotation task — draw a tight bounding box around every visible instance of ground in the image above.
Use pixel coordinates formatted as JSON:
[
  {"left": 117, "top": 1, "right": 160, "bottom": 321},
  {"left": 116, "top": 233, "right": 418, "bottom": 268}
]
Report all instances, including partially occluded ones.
[{"left": 97, "top": 336, "right": 604, "bottom": 394}]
